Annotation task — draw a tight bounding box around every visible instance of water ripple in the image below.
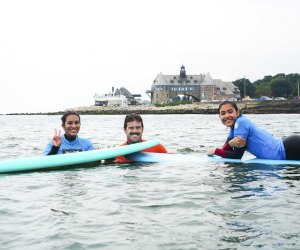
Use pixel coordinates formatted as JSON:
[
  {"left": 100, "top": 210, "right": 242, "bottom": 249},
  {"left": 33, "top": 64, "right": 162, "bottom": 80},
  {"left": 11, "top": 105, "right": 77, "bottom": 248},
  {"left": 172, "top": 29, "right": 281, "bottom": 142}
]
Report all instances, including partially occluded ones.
[{"left": 0, "top": 114, "right": 300, "bottom": 249}]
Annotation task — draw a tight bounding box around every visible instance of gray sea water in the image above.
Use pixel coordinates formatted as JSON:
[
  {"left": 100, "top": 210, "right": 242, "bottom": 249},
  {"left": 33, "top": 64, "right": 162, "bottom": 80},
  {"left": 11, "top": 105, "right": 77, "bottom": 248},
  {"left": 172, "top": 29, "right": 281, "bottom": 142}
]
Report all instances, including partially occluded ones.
[{"left": 0, "top": 114, "right": 299, "bottom": 250}]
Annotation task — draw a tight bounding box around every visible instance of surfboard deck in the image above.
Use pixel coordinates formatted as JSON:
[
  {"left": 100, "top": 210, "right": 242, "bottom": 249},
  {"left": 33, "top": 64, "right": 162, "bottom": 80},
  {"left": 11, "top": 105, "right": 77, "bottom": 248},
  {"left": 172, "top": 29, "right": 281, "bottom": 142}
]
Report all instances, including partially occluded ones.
[
  {"left": 127, "top": 152, "right": 300, "bottom": 166},
  {"left": 0, "top": 140, "right": 160, "bottom": 174}
]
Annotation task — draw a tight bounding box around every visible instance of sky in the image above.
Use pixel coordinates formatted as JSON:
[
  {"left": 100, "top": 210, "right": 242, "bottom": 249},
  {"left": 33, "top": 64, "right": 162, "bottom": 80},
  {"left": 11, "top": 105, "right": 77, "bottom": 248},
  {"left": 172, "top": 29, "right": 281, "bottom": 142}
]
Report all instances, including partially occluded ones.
[{"left": 1, "top": 0, "right": 299, "bottom": 114}]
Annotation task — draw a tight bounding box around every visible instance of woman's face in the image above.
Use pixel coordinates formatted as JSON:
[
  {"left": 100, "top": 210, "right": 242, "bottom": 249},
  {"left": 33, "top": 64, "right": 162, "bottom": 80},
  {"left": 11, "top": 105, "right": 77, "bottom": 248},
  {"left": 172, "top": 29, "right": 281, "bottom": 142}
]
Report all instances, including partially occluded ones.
[
  {"left": 219, "top": 103, "right": 240, "bottom": 128},
  {"left": 62, "top": 115, "right": 81, "bottom": 137}
]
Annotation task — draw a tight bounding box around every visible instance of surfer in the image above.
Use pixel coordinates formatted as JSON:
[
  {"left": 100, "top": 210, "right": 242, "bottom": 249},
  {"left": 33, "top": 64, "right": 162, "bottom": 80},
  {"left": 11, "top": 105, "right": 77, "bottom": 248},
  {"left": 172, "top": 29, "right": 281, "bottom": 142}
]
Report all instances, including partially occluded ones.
[
  {"left": 115, "top": 113, "right": 167, "bottom": 163},
  {"left": 207, "top": 101, "right": 300, "bottom": 160},
  {"left": 44, "top": 111, "right": 95, "bottom": 155}
]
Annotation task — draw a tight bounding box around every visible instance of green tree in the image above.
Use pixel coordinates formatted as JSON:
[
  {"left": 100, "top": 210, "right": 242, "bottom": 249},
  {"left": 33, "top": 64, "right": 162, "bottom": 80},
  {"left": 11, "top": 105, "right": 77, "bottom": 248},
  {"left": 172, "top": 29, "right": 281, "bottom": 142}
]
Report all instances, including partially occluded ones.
[
  {"left": 233, "top": 78, "right": 255, "bottom": 98},
  {"left": 271, "top": 78, "right": 292, "bottom": 97},
  {"left": 255, "top": 83, "right": 272, "bottom": 97},
  {"left": 254, "top": 75, "right": 272, "bottom": 86},
  {"left": 251, "top": 73, "right": 300, "bottom": 98},
  {"left": 286, "top": 73, "right": 300, "bottom": 96}
]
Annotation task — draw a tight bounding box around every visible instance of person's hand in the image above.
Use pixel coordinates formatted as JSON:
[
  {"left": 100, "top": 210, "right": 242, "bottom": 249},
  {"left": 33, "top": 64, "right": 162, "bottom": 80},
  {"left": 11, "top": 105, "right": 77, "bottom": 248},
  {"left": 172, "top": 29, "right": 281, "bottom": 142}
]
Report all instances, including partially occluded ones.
[
  {"left": 207, "top": 148, "right": 216, "bottom": 156},
  {"left": 52, "top": 129, "right": 62, "bottom": 147},
  {"left": 229, "top": 137, "right": 246, "bottom": 148}
]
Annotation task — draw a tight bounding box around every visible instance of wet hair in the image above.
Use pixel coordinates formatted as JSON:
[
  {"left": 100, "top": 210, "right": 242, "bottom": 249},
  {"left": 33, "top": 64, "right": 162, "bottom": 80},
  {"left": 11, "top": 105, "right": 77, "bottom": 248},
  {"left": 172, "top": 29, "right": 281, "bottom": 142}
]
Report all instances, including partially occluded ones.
[
  {"left": 218, "top": 101, "right": 239, "bottom": 113},
  {"left": 61, "top": 111, "right": 81, "bottom": 125},
  {"left": 124, "top": 113, "right": 144, "bottom": 129}
]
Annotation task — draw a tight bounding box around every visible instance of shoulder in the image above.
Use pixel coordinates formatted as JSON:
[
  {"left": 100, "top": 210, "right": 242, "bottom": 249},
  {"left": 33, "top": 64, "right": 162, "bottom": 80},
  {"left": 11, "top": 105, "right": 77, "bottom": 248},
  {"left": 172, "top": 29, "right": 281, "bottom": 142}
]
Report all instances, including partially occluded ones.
[
  {"left": 235, "top": 115, "right": 251, "bottom": 127},
  {"left": 142, "top": 139, "right": 167, "bottom": 153},
  {"left": 142, "top": 143, "right": 167, "bottom": 153},
  {"left": 77, "top": 137, "right": 93, "bottom": 145},
  {"left": 237, "top": 115, "right": 248, "bottom": 122},
  {"left": 156, "top": 144, "right": 168, "bottom": 153}
]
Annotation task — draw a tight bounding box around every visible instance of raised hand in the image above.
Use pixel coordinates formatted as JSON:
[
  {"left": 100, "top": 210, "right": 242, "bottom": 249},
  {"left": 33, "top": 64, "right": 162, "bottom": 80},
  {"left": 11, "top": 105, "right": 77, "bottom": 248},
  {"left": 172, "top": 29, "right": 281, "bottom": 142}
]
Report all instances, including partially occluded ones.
[{"left": 52, "top": 129, "right": 62, "bottom": 147}]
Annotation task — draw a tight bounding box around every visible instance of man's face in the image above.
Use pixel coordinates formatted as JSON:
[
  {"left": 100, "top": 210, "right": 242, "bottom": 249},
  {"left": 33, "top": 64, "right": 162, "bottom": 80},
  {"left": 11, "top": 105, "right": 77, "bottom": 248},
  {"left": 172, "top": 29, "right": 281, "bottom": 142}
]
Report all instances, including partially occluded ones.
[{"left": 124, "top": 120, "right": 143, "bottom": 144}]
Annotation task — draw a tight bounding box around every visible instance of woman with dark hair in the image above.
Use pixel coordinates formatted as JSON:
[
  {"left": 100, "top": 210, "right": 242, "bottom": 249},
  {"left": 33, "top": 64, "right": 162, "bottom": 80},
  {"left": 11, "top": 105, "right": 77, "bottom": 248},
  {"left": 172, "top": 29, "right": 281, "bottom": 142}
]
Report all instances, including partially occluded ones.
[
  {"left": 44, "top": 111, "right": 95, "bottom": 155},
  {"left": 207, "top": 101, "right": 300, "bottom": 160}
]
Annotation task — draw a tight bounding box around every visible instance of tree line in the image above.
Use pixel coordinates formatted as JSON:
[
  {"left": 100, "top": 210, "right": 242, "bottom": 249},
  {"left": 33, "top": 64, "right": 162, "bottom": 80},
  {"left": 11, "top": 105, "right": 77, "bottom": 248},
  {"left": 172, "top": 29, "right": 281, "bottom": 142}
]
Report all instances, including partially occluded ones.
[{"left": 233, "top": 73, "right": 300, "bottom": 98}]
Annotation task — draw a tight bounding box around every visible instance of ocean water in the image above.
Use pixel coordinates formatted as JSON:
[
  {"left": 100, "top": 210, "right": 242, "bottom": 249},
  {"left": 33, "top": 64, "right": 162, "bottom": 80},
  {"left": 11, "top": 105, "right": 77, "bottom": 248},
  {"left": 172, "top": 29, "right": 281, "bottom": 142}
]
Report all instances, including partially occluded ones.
[{"left": 0, "top": 114, "right": 299, "bottom": 250}]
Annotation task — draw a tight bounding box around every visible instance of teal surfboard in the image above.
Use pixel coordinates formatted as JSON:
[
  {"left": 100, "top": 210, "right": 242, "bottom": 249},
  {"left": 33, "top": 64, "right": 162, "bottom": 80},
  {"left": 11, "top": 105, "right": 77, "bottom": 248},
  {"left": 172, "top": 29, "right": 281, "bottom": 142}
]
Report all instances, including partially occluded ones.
[
  {"left": 127, "top": 152, "right": 300, "bottom": 166},
  {"left": 0, "top": 140, "right": 160, "bottom": 174}
]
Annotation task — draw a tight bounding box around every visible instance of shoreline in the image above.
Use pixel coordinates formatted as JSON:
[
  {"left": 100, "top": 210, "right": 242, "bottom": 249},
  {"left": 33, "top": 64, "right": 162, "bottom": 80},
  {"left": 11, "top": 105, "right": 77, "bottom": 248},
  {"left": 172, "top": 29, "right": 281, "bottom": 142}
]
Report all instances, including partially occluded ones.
[{"left": 4, "top": 100, "right": 300, "bottom": 115}]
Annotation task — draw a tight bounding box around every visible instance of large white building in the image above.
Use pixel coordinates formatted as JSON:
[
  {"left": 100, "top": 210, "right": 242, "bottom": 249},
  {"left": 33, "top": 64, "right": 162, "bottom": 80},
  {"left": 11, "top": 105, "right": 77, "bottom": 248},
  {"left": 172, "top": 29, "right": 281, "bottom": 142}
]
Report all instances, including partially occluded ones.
[{"left": 147, "top": 65, "right": 240, "bottom": 104}]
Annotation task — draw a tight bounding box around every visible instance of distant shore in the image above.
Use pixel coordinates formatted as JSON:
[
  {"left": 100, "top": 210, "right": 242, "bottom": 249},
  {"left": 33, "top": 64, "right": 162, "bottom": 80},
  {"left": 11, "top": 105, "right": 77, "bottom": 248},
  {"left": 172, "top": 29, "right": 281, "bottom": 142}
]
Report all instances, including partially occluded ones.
[{"left": 4, "top": 100, "right": 300, "bottom": 115}]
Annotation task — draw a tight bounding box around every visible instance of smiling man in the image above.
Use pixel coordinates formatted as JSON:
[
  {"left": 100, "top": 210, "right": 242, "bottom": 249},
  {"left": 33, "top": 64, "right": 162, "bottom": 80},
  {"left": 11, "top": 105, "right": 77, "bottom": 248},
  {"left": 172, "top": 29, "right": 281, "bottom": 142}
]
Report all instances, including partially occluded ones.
[
  {"left": 115, "top": 113, "right": 167, "bottom": 163},
  {"left": 44, "top": 111, "right": 95, "bottom": 155}
]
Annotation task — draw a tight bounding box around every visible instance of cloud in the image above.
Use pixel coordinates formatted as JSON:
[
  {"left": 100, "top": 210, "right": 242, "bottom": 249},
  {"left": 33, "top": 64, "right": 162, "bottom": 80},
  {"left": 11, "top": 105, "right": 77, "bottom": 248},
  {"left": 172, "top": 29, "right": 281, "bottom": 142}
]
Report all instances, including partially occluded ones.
[{"left": 0, "top": 0, "right": 299, "bottom": 113}]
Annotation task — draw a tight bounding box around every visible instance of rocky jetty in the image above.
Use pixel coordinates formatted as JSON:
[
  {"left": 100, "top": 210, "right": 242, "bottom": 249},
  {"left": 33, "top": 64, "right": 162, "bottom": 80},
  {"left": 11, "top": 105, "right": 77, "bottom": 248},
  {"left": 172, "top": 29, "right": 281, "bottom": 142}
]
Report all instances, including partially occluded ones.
[
  {"left": 68, "top": 103, "right": 219, "bottom": 115},
  {"left": 68, "top": 100, "right": 300, "bottom": 115},
  {"left": 5, "top": 100, "right": 300, "bottom": 115}
]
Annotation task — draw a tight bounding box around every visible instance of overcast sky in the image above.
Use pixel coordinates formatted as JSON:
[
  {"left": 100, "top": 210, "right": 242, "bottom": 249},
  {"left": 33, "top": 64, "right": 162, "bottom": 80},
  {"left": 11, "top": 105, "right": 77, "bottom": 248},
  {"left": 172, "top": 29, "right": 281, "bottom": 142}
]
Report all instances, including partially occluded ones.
[{"left": 1, "top": 0, "right": 299, "bottom": 114}]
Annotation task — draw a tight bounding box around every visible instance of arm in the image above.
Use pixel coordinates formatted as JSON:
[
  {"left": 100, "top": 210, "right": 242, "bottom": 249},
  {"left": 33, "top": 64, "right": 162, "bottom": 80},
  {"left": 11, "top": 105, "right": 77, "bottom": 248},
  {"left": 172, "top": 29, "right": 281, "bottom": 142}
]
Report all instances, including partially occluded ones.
[
  {"left": 45, "top": 129, "right": 62, "bottom": 156},
  {"left": 47, "top": 145, "right": 60, "bottom": 155},
  {"left": 85, "top": 140, "right": 95, "bottom": 151},
  {"left": 114, "top": 141, "right": 133, "bottom": 163},
  {"left": 207, "top": 137, "right": 246, "bottom": 159},
  {"left": 216, "top": 146, "right": 246, "bottom": 159},
  {"left": 142, "top": 143, "right": 167, "bottom": 153},
  {"left": 228, "top": 136, "right": 246, "bottom": 148}
]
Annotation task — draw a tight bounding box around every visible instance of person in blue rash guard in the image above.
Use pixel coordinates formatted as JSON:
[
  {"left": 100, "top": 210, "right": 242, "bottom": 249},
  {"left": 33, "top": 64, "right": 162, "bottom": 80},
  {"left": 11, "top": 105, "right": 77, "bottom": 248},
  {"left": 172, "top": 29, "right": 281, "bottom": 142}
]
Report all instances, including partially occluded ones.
[
  {"left": 207, "top": 101, "right": 300, "bottom": 160},
  {"left": 44, "top": 111, "right": 95, "bottom": 155}
]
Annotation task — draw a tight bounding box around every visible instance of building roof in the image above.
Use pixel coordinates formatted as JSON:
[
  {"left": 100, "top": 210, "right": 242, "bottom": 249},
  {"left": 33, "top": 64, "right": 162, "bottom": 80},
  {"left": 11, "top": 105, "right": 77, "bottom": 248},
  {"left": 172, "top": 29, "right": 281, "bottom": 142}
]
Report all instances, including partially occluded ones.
[
  {"left": 115, "top": 87, "right": 134, "bottom": 98},
  {"left": 153, "top": 72, "right": 206, "bottom": 86}
]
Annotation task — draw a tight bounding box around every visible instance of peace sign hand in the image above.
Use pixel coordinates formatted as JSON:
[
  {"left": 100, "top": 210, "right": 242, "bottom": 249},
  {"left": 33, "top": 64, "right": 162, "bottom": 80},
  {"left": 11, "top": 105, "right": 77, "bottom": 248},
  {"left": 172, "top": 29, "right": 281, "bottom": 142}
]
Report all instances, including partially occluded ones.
[{"left": 52, "top": 129, "right": 62, "bottom": 147}]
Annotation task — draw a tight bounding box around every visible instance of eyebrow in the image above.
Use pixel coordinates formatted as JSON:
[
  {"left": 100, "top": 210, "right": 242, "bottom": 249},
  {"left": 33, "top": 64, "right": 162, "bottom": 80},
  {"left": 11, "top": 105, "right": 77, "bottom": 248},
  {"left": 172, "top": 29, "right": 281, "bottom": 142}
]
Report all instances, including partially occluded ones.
[
  {"left": 220, "top": 109, "right": 234, "bottom": 114},
  {"left": 66, "top": 121, "right": 80, "bottom": 123}
]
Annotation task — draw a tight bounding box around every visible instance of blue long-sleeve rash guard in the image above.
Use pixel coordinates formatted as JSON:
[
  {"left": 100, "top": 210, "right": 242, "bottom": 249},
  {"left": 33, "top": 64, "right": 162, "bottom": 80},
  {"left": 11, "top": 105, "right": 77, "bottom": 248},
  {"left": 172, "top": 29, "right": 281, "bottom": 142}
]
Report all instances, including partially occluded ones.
[{"left": 228, "top": 115, "right": 285, "bottom": 160}]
